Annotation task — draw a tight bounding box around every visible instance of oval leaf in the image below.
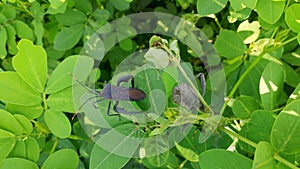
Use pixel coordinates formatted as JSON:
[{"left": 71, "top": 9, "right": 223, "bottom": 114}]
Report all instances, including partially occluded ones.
[
  {"left": 46, "top": 86, "right": 75, "bottom": 112},
  {"left": 232, "top": 95, "right": 260, "bottom": 119},
  {"left": 0, "top": 158, "right": 38, "bottom": 169},
  {"left": 0, "top": 109, "right": 25, "bottom": 135},
  {"left": 0, "top": 72, "right": 41, "bottom": 106},
  {"left": 44, "top": 109, "right": 71, "bottom": 138},
  {"left": 253, "top": 141, "right": 276, "bottom": 169},
  {"left": 214, "top": 29, "right": 247, "bottom": 58},
  {"left": 12, "top": 20, "right": 35, "bottom": 41},
  {"left": 0, "top": 25, "right": 8, "bottom": 59},
  {"left": 256, "top": 0, "right": 285, "bottom": 24},
  {"left": 285, "top": 4, "right": 300, "bottom": 33},
  {"left": 259, "top": 62, "right": 284, "bottom": 110},
  {"left": 55, "top": 8, "right": 87, "bottom": 26},
  {"left": 13, "top": 114, "right": 33, "bottom": 134},
  {"left": 197, "top": 0, "right": 227, "bottom": 16},
  {"left": 54, "top": 24, "right": 84, "bottom": 51},
  {"left": 199, "top": 149, "right": 252, "bottom": 169},
  {"left": 271, "top": 99, "right": 300, "bottom": 153},
  {"left": 42, "top": 149, "right": 79, "bottom": 169},
  {"left": 46, "top": 55, "right": 94, "bottom": 94},
  {"left": 5, "top": 103, "right": 43, "bottom": 120},
  {"left": 90, "top": 143, "right": 130, "bottom": 169},
  {"left": 0, "top": 129, "right": 16, "bottom": 162},
  {"left": 175, "top": 142, "right": 199, "bottom": 162},
  {"left": 12, "top": 39, "right": 47, "bottom": 92}
]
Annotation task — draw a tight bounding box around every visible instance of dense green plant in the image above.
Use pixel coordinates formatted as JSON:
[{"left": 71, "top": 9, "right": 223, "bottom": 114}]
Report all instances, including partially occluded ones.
[{"left": 0, "top": 0, "right": 300, "bottom": 169}]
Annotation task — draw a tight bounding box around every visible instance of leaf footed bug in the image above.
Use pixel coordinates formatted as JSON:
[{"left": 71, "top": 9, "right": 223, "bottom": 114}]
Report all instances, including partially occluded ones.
[{"left": 72, "top": 75, "right": 147, "bottom": 119}]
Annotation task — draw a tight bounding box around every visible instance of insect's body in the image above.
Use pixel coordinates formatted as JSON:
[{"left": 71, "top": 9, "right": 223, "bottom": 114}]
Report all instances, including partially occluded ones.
[
  {"left": 75, "top": 75, "right": 146, "bottom": 117},
  {"left": 101, "top": 83, "right": 146, "bottom": 101}
]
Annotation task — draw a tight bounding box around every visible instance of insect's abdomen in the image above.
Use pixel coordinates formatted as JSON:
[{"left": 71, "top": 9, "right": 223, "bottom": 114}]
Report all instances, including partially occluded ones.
[{"left": 109, "top": 85, "right": 146, "bottom": 101}]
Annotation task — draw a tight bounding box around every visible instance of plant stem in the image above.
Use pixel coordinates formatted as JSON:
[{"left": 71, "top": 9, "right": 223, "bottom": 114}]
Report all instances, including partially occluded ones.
[
  {"left": 274, "top": 153, "right": 299, "bottom": 169},
  {"left": 160, "top": 45, "right": 214, "bottom": 115},
  {"left": 50, "top": 137, "right": 59, "bottom": 155},
  {"left": 220, "top": 127, "right": 257, "bottom": 148},
  {"left": 221, "top": 127, "right": 299, "bottom": 169},
  {"left": 279, "top": 36, "right": 298, "bottom": 47}
]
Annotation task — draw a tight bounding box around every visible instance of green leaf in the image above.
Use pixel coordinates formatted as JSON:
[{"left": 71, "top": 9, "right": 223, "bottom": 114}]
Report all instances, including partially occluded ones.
[
  {"left": 253, "top": 141, "right": 276, "bottom": 169},
  {"left": 199, "top": 149, "right": 252, "bottom": 169},
  {"left": 287, "top": 83, "right": 300, "bottom": 104},
  {"left": 232, "top": 95, "right": 260, "bottom": 119},
  {"left": 12, "top": 20, "right": 35, "bottom": 41},
  {"left": 243, "top": 0, "right": 257, "bottom": 9},
  {"left": 255, "top": 0, "right": 285, "bottom": 24},
  {"left": 175, "top": 142, "right": 199, "bottom": 162},
  {"left": 46, "top": 86, "right": 75, "bottom": 112},
  {"left": 46, "top": 0, "right": 67, "bottom": 14},
  {"left": 285, "top": 4, "right": 300, "bottom": 33},
  {"left": 54, "top": 24, "right": 84, "bottom": 51},
  {"left": 46, "top": 55, "right": 94, "bottom": 94},
  {"left": 0, "top": 13, "right": 8, "bottom": 24},
  {"left": 13, "top": 114, "right": 33, "bottom": 135},
  {"left": 0, "top": 5, "right": 16, "bottom": 19},
  {"left": 271, "top": 99, "right": 300, "bottom": 153},
  {"left": 144, "top": 48, "right": 169, "bottom": 69},
  {"left": 42, "top": 149, "right": 78, "bottom": 169},
  {"left": 5, "top": 103, "right": 43, "bottom": 120},
  {"left": 135, "top": 68, "right": 167, "bottom": 114},
  {"left": 44, "top": 109, "right": 71, "bottom": 138},
  {"left": 0, "top": 158, "right": 39, "bottom": 169},
  {"left": 0, "top": 25, "right": 8, "bottom": 59},
  {"left": 229, "top": 0, "right": 245, "bottom": 11},
  {"left": 214, "top": 29, "right": 247, "bottom": 58},
  {"left": 283, "top": 62, "right": 300, "bottom": 88},
  {"left": 90, "top": 143, "right": 130, "bottom": 169},
  {"left": 259, "top": 62, "right": 284, "bottom": 110},
  {"left": 12, "top": 39, "right": 47, "bottom": 93},
  {"left": 32, "top": 19, "right": 44, "bottom": 46},
  {"left": 0, "top": 129, "right": 15, "bottom": 162},
  {"left": 238, "top": 110, "right": 275, "bottom": 153},
  {"left": 75, "top": 0, "right": 93, "bottom": 14},
  {"left": 94, "top": 123, "right": 144, "bottom": 158},
  {"left": 0, "top": 110, "right": 24, "bottom": 135},
  {"left": 282, "top": 48, "right": 300, "bottom": 66},
  {"left": 4, "top": 24, "right": 18, "bottom": 55},
  {"left": 24, "top": 137, "right": 40, "bottom": 162},
  {"left": 0, "top": 72, "right": 41, "bottom": 105},
  {"left": 228, "top": 6, "right": 252, "bottom": 23},
  {"left": 55, "top": 9, "right": 87, "bottom": 26},
  {"left": 109, "top": 0, "right": 130, "bottom": 11},
  {"left": 197, "top": 0, "right": 228, "bottom": 16},
  {"left": 8, "top": 137, "right": 39, "bottom": 162},
  {"left": 92, "top": 9, "right": 110, "bottom": 21},
  {"left": 258, "top": 15, "right": 284, "bottom": 30},
  {"left": 143, "top": 136, "right": 169, "bottom": 167}
]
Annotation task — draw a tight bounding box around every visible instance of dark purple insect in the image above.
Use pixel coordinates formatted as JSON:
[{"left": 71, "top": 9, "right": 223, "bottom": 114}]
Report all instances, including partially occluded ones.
[{"left": 74, "top": 75, "right": 146, "bottom": 118}]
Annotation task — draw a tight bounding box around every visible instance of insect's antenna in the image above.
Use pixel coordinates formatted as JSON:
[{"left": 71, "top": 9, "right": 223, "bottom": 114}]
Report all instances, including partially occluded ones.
[
  {"left": 72, "top": 95, "right": 99, "bottom": 120},
  {"left": 69, "top": 73, "right": 100, "bottom": 95},
  {"left": 195, "top": 73, "right": 206, "bottom": 97}
]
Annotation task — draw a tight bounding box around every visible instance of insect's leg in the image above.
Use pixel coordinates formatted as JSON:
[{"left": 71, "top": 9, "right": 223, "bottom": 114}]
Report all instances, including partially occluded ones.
[
  {"left": 107, "top": 100, "right": 121, "bottom": 119},
  {"left": 72, "top": 95, "right": 100, "bottom": 120},
  {"left": 113, "top": 102, "right": 142, "bottom": 115},
  {"left": 69, "top": 73, "right": 100, "bottom": 95},
  {"left": 195, "top": 73, "right": 206, "bottom": 97},
  {"left": 117, "top": 75, "right": 134, "bottom": 87},
  {"left": 92, "top": 98, "right": 106, "bottom": 108}
]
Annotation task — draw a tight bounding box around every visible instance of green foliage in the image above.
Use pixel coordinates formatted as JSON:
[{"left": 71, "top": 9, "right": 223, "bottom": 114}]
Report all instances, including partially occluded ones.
[{"left": 0, "top": 0, "right": 300, "bottom": 169}]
